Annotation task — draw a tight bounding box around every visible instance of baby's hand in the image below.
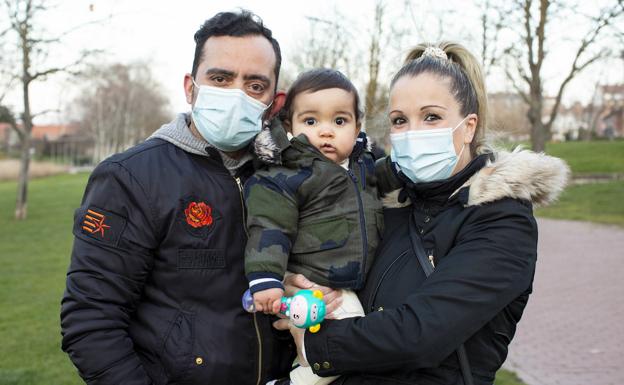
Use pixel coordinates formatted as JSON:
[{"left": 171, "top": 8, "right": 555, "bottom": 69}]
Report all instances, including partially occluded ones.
[{"left": 253, "top": 288, "right": 284, "bottom": 314}]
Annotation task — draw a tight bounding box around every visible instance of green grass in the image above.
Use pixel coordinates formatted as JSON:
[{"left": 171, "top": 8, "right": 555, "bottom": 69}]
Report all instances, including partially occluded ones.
[
  {"left": 0, "top": 173, "right": 87, "bottom": 385},
  {"left": 495, "top": 369, "right": 527, "bottom": 385},
  {"left": 536, "top": 180, "right": 624, "bottom": 227},
  {"left": 545, "top": 140, "right": 624, "bottom": 175}
]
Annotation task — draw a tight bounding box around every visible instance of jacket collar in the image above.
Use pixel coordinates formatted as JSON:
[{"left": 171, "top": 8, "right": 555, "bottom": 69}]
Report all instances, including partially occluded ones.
[{"left": 385, "top": 147, "right": 570, "bottom": 209}]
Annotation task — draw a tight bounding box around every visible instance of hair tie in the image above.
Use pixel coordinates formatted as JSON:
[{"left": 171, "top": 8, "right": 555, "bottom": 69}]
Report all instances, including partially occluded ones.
[{"left": 422, "top": 46, "right": 448, "bottom": 61}]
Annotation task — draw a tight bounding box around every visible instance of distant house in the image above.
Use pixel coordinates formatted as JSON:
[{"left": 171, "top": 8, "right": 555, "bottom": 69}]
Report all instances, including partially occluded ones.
[
  {"left": 0, "top": 122, "right": 94, "bottom": 164},
  {"left": 551, "top": 101, "right": 585, "bottom": 142},
  {"left": 0, "top": 123, "right": 14, "bottom": 152},
  {"left": 488, "top": 92, "right": 530, "bottom": 141},
  {"left": 596, "top": 84, "right": 624, "bottom": 139}
]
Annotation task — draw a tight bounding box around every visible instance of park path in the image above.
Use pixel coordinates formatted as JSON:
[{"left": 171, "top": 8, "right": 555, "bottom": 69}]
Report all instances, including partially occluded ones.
[{"left": 503, "top": 218, "right": 624, "bottom": 385}]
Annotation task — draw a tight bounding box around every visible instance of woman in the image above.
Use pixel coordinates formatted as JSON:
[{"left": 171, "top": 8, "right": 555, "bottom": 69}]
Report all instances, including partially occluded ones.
[{"left": 277, "top": 42, "right": 569, "bottom": 385}]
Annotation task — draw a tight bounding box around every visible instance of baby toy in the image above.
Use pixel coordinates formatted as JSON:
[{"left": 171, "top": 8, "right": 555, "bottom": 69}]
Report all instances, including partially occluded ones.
[{"left": 242, "top": 288, "right": 327, "bottom": 333}]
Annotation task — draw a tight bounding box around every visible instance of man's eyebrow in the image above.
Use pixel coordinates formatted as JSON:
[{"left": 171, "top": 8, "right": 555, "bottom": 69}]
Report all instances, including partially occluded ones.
[
  {"left": 243, "top": 74, "right": 271, "bottom": 85},
  {"left": 204, "top": 67, "right": 236, "bottom": 77}
]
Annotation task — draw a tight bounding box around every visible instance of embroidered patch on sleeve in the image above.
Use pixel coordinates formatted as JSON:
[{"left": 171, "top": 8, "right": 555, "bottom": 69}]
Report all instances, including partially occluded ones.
[{"left": 80, "top": 206, "right": 127, "bottom": 246}]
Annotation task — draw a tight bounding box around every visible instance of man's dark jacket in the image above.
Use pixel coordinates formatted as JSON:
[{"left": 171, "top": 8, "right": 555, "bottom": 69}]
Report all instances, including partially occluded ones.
[
  {"left": 61, "top": 124, "right": 293, "bottom": 384},
  {"left": 304, "top": 149, "right": 569, "bottom": 385}
]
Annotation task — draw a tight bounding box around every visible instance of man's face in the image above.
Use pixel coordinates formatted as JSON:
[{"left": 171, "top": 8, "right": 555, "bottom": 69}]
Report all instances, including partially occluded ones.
[{"left": 185, "top": 34, "right": 277, "bottom": 106}]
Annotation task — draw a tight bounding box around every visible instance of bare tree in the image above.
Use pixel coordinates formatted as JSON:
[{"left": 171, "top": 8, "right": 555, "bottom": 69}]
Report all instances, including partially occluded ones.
[
  {"left": 75, "top": 62, "right": 171, "bottom": 164},
  {"left": 503, "top": 0, "right": 623, "bottom": 152},
  {"left": 290, "top": 12, "right": 354, "bottom": 77},
  {"left": 1, "top": 0, "right": 96, "bottom": 220},
  {"left": 478, "top": 0, "right": 510, "bottom": 75},
  {"left": 363, "top": 1, "right": 388, "bottom": 148}
]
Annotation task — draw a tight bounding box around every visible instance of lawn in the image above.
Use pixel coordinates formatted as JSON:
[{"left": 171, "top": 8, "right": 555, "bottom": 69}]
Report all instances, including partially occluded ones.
[
  {"left": 536, "top": 180, "right": 624, "bottom": 227},
  {"left": 535, "top": 140, "right": 624, "bottom": 227},
  {"left": 0, "top": 173, "right": 87, "bottom": 385},
  {"left": 0, "top": 172, "right": 527, "bottom": 384},
  {"left": 545, "top": 140, "right": 624, "bottom": 175}
]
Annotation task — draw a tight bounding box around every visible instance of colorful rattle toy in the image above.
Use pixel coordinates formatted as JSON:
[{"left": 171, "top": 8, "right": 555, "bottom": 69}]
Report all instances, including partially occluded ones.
[{"left": 242, "top": 288, "right": 326, "bottom": 333}]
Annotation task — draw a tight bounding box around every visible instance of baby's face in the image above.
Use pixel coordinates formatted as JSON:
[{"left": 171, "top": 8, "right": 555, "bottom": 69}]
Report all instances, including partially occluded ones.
[{"left": 290, "top": 88, "right": 360, "bottom": 164}]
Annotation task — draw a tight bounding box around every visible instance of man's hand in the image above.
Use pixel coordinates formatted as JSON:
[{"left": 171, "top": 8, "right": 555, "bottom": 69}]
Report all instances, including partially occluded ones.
[
  {"left": 283, "top": 273, "right": 343, "bottom": 315},
  {"left": 253, "top": 288, "right": 284, "bottom": 314}
]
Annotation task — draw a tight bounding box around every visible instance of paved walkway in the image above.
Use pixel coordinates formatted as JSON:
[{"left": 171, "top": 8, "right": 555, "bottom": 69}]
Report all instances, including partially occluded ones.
[{"left": 503, "top": 218, "right": 624, "bottom": 385}]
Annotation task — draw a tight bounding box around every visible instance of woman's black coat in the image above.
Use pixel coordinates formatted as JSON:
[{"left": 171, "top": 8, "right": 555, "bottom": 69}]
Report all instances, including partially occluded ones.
[{"left": 304, "top": 150, "right": 569, "bottom": 385}]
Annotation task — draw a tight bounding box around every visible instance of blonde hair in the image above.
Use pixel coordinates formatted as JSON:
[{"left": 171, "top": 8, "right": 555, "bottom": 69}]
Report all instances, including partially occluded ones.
[{"left": 394, "top": 42, "right": 490, "bottom": 156}]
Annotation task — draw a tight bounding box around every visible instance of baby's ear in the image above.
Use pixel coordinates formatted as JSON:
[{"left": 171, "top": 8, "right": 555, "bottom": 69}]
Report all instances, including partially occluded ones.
[
  {"left": 282, "top": 119, "right": 292, "bottom": 132},
  {"left": 356, "top": 121, "right": 362, "bottom": 134}
]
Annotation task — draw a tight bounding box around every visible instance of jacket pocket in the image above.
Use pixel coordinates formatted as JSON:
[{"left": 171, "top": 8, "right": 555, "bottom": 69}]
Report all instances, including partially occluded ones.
[
  {"left": 160, "top": 310, "right": 196, "bottom": 381},
  {"left": 291, "top": 216, "right": 349, "bottom": 254}
]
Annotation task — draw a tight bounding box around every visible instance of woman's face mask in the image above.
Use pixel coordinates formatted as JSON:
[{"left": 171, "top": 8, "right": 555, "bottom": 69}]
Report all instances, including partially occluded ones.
[
  {"left": 191, "top": 80, "right": 270, "bottom": 152},
  {"left": 390, "top": 117, "right": 468, "bottom": 183}
]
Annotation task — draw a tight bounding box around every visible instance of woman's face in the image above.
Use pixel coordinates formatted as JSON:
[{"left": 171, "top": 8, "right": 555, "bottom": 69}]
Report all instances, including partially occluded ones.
[{"left": 388, "top": 72, "right": 477, "bottom": 156}]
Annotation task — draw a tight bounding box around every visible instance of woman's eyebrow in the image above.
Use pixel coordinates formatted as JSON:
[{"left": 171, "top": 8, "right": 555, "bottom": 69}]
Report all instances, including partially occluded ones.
[{"left": 420, "top": 105, "right": 447, "bottom": 110}]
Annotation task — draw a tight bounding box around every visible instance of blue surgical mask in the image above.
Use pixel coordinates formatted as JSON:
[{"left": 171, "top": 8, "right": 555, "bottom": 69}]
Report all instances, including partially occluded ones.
[
  {"left": 191, "top": 81, "right": 270, "bottom": 152},
  {"left": 390, "top": 117, "right": 468, "bottom": 183}
]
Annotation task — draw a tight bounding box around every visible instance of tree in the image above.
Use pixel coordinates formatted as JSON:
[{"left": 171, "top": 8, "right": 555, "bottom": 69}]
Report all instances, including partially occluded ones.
[
  {"left": 290, "top": 12, "right": 354, "bottom": 77},
  {"left": 502, "top": 0, "right": 624, "bottom": 152},
  {"left": 363, "top": 1, "right": 389, "bottom": 149},
  {"left": 1, "top": 0, "right": 93, "bottom": 220},
  {"left": 75, "top": 62, "right": 171, "bottom": 163}
]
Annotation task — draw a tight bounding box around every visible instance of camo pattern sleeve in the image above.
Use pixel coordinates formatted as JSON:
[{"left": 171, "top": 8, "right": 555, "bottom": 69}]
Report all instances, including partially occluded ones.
[
  {"left": 375, "top": 156, "right": 404, "bottom": 196},
  {"left": 243, "top": 165, "right": 313, "bottom": 294}
]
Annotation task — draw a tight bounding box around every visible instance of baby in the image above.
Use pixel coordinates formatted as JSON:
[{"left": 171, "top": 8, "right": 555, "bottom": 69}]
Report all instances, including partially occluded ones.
[{"left": 244, "top": 68, "right": 394, "bottom": 385}]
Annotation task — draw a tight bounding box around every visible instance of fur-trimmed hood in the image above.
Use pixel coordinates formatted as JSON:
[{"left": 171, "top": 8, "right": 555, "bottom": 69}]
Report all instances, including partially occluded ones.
[
  {"left": 385, "top": 148, "right": 570, "bottom": 208},
  {"left": 252, "top": 119, "right": 373, "bottom": 165},
  {"left": 463, "top": 148, "right": 570, "bottom": 207}
]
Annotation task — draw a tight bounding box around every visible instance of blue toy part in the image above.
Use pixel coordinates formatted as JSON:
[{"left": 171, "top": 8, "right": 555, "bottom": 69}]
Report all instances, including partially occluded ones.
[
  {"left": 241, "top": 288, "right": 326, "bottom": 333},
  {"left": 242, "top": 288, "right": 255, "bottom": 313}
]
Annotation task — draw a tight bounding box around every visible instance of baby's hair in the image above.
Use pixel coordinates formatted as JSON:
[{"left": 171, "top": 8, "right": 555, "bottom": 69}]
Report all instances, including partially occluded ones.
[
  {"left": 280, "top": 68, "right": 362, "bottom": 127},
  {"left": 393, "top": 42, "right": 490, "bottom": 156}
]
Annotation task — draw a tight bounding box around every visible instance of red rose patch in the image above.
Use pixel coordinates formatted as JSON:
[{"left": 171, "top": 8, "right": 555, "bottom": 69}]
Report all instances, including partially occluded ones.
[{"left": 184, "top": 201, "right": 213, "bottom": 228}]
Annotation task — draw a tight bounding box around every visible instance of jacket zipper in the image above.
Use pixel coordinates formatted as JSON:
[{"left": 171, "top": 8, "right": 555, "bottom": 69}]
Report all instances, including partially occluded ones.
[
  {"left": 426, "top": 248, "right": 435, "bottom": 268},
  {"left": 235, "top": 176, "right": 262, "bottom": 385},
  {"left": 346, "top": 168, "right": 368, "bottom": 286},
  {"left": 367, "top": 250, "right": 409, "bottom": 310}
]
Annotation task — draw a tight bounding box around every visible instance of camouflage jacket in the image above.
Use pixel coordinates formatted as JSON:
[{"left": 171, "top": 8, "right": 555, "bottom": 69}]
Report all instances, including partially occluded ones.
[{"left": 244, "top": 122, "right": 399, "bottom": 292}]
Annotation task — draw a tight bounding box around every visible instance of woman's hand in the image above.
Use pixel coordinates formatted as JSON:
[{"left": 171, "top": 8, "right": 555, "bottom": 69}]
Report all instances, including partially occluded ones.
[
  {"left": 283, "top": 273, "right": 343, "bottom": 315},
  {"left": 273, "top": 318, "right": 309, "bottom": 367}
]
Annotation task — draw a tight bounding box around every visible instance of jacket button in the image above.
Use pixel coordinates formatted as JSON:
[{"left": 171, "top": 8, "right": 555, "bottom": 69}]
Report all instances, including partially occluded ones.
[
  {"left": 313, "top": 363, "right": 321, "bottom": 371},
  {"left": 377, "top": 306, "right": 384, "bottom": 311},
  {"left": 322, "top": 361, "right": 331, "bottom": 369},
  {"left": 195, "top": 357, "right": 203, "bottom": 365},
  {"left": 424, "top": 216, "right": 431, "bottom": 223},
  {"left": 419, "top": 228, "right": 424, "bottom": 234}
]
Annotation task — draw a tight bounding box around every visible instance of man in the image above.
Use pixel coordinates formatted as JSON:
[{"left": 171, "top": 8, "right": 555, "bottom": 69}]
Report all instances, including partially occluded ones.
[{"left": 61, "top": 11, "right": 293, "bottom": 384}]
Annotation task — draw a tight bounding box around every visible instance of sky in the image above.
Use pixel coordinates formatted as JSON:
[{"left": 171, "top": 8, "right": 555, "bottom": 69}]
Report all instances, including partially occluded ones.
[{"left": 1, "top": 0, "right": 622, "bottom": 124}]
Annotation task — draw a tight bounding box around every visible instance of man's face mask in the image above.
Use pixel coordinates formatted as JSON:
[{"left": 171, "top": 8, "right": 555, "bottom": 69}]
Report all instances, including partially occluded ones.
[{"left": 191, "top": 80, "right": 270, "bottom": 152}]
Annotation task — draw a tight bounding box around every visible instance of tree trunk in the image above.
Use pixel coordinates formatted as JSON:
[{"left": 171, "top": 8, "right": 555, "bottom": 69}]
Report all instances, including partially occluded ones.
[
  {"left": 15, "top": 136, "right": 31, "bottom": 220},
  {"left": 527, "top": 98, "right": 546, "bottom": 152}
]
